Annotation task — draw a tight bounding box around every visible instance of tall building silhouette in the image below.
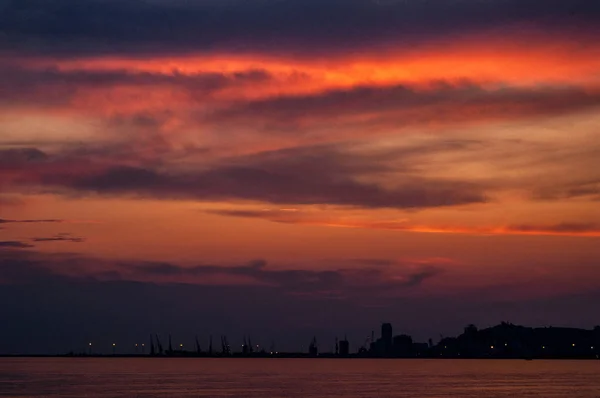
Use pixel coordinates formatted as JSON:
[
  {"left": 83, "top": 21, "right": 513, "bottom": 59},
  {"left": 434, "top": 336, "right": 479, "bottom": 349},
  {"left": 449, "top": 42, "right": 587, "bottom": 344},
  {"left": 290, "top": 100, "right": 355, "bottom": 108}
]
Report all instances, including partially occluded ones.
[
  {"left": 382, "top": 323, "right": 393, "bottom": 355},
  {"left": 309, "top": 336, "right": 318, "bottom": 356},
  {"left": 339, "top": 336, "right": 350, "bottom": 356}
]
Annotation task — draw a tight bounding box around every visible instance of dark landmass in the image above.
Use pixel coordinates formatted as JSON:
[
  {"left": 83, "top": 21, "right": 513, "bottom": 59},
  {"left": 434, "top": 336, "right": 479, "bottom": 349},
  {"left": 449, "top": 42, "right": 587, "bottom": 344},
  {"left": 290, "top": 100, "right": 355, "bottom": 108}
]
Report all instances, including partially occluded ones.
[{"left": 3, "top": 322, "right": 599, "bottom": 359}]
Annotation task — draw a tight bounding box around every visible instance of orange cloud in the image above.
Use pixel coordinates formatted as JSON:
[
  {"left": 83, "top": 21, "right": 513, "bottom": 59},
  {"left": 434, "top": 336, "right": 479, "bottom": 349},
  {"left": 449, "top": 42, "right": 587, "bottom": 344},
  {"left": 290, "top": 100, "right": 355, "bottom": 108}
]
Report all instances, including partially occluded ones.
[
  {"left": 3, "top": 33, "right": 599, "bottom": 164},
  {"left": 23, "top": 34, "right": 600, "bottom": 88},
  {"left": 3, "top": 33, "right": 598, "bottom": 120},
  {"left": 208, "top": 209, "right": 600, "bottom": 238}
]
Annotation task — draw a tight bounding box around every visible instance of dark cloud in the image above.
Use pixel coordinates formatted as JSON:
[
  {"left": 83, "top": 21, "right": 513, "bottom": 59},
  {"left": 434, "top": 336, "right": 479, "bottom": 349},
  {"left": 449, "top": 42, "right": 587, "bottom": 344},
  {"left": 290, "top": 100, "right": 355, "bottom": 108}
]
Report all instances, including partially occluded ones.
[
  {"left": 0, "top": 66, "right": 274, "bottom": 107},
  {"left": 1, "top": 0, "right": 599, "bottom": 57},
  {"left": 208, "top": 83, "right": 600, "bottom": 130},
  {"left": 536, "top": 179, "right": 600, "bottom": 201},
  {"left": 70, "top": 163, "right": 484, "bottom": 210},
  {"left": 208, "top": 209, "right": 279, "bottom": 219},
  {"left": 206, "top": 209, "right": 324, "bottom": 228},
  {"left": 131, "top": 261, "right": 263, "bottom": 278},
  {"left": 507, "top": 223, "right": 600, "bottom": 234},
  {"left": 0, "top": 67, "right": 270, "bottom": 89},
  {"left": 0, "top": 253, "right": 67, "bottom": 282},
  {"left": 0, "top": 218, "right": 64, "bottom": 224},
  {"left": 1, "top": 142, "right": 488, "bottom": 209},
  {"left": 0, "top": 147, "right": 48, "bottom": 163},
  {"left": 0, "top": 241, "right": 34, "bottom": 248},
  {"left": 129, "top": 259, "right": 441, "bottom": 295},
  {"left": 207, "top": 209, "right": 600, "bottom": 237},
  {"left": 32, "top": 233, "right": 85, "bottom": 243},
  {"left": 565, "top": 181, "right": 600, "bottom": 199},
  {"left": 349, "top": 259, "right": 397, "bottom": 267},
  {"left": 0, "top": 249, "right": 442, "bottom": 294}
]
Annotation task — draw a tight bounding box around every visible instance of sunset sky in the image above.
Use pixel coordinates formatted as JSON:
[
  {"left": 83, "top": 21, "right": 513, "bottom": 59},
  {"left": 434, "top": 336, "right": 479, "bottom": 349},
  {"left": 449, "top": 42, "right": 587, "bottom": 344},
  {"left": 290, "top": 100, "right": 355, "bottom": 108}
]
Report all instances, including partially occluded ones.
[{"left": 1, "top": 0, "right": 600, "bottom": 354}]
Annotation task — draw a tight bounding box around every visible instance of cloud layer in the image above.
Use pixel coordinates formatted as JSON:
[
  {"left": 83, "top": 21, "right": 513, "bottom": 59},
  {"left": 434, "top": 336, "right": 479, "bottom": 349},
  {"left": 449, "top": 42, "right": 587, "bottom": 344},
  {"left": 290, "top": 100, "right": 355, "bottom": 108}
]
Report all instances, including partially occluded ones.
[
  {"left": 1, "top": 144, "right": 490, "bottom": 209},
  {"left": 0, "top": 249, "right": 442, "bottom": 299},
  {"left": 2, "top": 0, "right": 599, "bottom": 57}
]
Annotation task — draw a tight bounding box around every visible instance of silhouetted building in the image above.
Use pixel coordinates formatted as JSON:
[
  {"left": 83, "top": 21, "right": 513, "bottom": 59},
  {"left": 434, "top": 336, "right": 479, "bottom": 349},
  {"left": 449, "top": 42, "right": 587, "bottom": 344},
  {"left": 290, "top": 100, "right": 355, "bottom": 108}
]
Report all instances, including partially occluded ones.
[
  {"left": 369, "top": 331, "right": 375, "bottom": 352},
  {"left": 413, "top": 342, "right": 429, "bottom": 356},
  {"left": 382, "top": 323, "right": 393, "bottom": 355},
  {"left": 339, "top": 337, "right": 350, "bottom": 356},
  {"left": 382, "top": 323, "right": 392, "bottom": 343},
  {"left": 309, "top": 336, "right": 318, "bottom": 356},
  {"left": 393, "top": 334, "right": 413, "bottom": 357}
]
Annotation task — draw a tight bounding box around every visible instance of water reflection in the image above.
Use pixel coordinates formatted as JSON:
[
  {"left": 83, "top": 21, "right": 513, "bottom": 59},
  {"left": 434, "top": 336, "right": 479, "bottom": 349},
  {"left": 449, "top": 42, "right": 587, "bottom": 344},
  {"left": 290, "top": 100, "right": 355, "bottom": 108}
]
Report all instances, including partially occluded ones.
[{"left": 1, "top": 358, "right": 599, "bottom": 397}]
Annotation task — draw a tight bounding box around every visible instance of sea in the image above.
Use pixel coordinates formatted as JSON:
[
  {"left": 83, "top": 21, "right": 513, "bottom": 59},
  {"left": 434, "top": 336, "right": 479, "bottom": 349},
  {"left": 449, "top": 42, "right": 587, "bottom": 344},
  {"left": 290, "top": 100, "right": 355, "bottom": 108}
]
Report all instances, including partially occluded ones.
[{"left": 1, "top": 358, "right": 599, "bottom": 397}]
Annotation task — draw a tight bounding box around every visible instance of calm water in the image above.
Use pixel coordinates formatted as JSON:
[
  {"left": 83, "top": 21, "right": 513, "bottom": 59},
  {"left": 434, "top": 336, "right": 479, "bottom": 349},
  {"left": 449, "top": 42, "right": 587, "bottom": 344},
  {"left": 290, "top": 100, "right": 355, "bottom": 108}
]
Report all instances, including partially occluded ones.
[{"left": 1, "top": 358, "right": 599, "bottom": 397}]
